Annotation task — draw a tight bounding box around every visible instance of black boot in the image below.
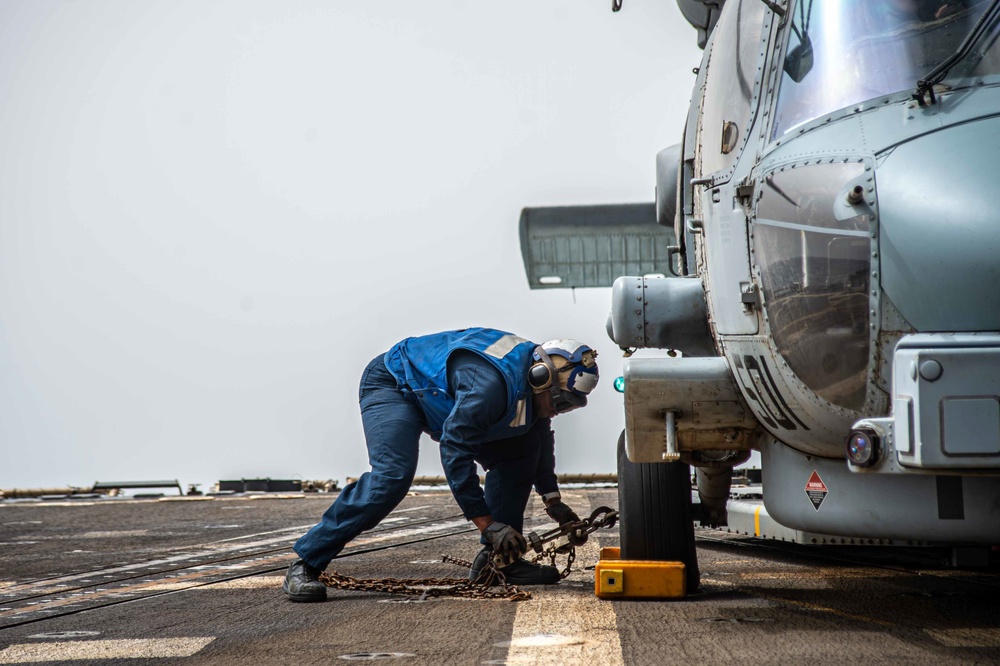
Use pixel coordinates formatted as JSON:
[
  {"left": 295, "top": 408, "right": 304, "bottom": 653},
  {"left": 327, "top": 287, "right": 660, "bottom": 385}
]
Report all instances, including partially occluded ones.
[
  {"left": 282, "top": 558, "right": 327, "bottom": 602},
  {"left": 468, "top": 547, "right": 560, "bottom": 586}
]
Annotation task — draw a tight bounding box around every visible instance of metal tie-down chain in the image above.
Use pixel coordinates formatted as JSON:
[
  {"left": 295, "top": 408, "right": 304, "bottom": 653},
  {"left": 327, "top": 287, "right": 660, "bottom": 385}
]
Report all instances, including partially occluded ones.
[
  {"left": 318, "top": 507, "right": 618, "bottom": 602},
  {"left": 319, "top": 562, "right": 531, "bottom": 602},
  {"left": 526, "top": 506, "right": 617, "bottom": 579}
]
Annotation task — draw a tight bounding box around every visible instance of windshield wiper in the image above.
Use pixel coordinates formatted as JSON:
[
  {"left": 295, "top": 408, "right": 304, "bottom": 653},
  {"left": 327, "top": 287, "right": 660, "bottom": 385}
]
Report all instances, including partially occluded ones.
[{"left": 914, "top": 0, "right": 1000, "bottom": 105}]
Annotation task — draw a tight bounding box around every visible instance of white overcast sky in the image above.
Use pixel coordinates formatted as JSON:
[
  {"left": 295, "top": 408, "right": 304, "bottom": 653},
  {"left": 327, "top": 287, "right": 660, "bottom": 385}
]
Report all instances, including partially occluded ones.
[{"left": 0, "top": 0, "right": 702, "bottom": 492}]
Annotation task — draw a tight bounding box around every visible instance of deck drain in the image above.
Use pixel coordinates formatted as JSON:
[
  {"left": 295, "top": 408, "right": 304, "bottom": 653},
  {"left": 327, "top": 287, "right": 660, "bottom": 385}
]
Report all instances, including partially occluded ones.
[
  {"left": 29, "top": 631, "right": 102, "bottom": 639},
  {"left": 338, "top": 653, "right": 416, "bottom": 661}
]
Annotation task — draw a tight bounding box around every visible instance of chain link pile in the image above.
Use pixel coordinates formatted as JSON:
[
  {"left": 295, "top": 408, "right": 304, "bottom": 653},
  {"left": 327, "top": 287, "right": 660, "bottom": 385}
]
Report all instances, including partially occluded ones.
[
  {"left": 317, "top": 507, "right": 616, "bottom": 602},
  {"left": 318, "top": 554, "right": 536, "bottom": 601}
]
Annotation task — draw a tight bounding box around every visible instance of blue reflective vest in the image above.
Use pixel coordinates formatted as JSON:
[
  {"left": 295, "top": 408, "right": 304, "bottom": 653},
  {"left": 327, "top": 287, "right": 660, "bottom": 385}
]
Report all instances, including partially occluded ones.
[{"left": 383, "top": 328, "right": 537, "bottom": 440}]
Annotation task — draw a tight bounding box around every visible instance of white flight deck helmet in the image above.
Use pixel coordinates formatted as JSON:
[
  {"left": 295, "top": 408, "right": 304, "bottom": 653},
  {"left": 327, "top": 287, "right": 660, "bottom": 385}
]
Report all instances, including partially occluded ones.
[{"left": 528, "top": 339, "right": 599, "bottom": 414}]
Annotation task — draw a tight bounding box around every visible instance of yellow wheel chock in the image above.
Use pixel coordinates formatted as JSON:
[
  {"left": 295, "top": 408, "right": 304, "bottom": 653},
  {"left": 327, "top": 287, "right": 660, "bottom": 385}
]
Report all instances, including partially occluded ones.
[{"left": 594, "top": 547, "right": 686, "bottom": 599}]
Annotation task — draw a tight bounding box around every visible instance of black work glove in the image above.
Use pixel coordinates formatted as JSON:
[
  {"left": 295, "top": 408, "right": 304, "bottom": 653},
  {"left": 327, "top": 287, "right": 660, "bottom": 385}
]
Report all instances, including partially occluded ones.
[
  {"left": 482, "top": 521, "right": 527, "bottom": 565},
  {"left": 545, "top": 500, "right": 580, "bottom": 527}
]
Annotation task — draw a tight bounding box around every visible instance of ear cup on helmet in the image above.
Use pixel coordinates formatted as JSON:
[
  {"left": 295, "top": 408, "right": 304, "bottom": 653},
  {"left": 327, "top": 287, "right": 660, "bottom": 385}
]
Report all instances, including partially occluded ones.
[
  {"left": 528, "top": 362, "right": 553, "bottom": 389},
  {"left": 528, "top": 345, "right": 560, "bottom": 391}
]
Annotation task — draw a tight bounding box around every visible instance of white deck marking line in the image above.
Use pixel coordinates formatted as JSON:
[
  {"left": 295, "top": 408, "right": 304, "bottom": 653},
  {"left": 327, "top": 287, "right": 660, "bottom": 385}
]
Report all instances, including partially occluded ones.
[
  {"left": 0, "top": 536, "right": 300, "bottom": 595},
  {"left": 0, "top": 637, "right": 215, "bottom": 663},
  {"left": 3, "top": 514, "right": 463, "bottom": 595},
  {"left": 142, "top": 576, "right": 286, "bottom": 591},
  {"left": 213, "top": 524, "right": 317, "bottom": 543},
  {"left": 0, "top": 556, "right": 297, "bottom": 619},
  {"left": 503, "top": 498, "right": 623, "bottom": 666},
  {"left": 389, "top": 506, "right": 432, "bottom": 513},
  {"left": 1, "top": 519, "right": 472, "bottom": 616},
  {"left": 349, "top": 519, "right": 469, "bottom": 546}
]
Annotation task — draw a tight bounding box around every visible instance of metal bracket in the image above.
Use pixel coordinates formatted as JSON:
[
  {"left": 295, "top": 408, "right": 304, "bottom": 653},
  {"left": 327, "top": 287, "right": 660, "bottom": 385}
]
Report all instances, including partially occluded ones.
[
  {"left": 663, "top": 410, "right": 681, "bottom": 461},
  {"left": 740, "top": 282, "right": 759, "bottom": 310}
]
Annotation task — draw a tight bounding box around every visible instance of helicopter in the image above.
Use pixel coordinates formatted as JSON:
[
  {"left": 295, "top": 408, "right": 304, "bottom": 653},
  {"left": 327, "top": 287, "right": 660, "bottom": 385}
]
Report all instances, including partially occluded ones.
[{"left": 519, "top": 0, "right": 1000, "bottom": 592}]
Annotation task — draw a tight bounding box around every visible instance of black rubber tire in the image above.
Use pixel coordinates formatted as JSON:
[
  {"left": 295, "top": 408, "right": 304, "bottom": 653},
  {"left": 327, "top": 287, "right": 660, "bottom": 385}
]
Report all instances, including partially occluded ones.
[{"left": 617, "top": 430, "right": 700, "bottom": 592}]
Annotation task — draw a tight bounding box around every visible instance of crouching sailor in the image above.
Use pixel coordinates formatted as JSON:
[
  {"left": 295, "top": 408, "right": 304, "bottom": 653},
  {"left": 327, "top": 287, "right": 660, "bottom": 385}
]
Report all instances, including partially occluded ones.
[{"left": 282, "top": 327, "right": 599, "bottom": 601}]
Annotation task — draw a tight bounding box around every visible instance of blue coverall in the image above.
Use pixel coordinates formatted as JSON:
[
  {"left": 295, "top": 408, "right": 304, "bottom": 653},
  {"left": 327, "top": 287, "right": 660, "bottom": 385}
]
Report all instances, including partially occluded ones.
[{"left": 294, "top": 330, "right": 560, "bottom": 570}]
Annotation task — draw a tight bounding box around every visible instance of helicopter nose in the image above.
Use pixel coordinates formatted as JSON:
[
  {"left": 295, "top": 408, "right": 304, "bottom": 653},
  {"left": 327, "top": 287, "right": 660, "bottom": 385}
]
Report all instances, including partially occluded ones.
[{"left": 877, "top": 116, "right": 1000, "bottom": 332}]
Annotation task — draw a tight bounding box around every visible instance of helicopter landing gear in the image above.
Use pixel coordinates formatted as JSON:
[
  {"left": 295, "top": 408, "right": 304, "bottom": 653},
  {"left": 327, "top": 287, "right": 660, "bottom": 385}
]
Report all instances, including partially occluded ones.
[{"left": 617, "top": 430, "right": 700, "bottom": 592}]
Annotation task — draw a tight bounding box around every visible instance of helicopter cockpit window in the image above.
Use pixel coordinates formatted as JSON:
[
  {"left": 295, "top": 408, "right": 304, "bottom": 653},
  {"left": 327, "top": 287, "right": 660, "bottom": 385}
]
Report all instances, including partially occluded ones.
[
  {"left": 699, "top": 0, "right": 768, "bottom": 177},
  {"left": 773, "top": 0, "right": 990, "bottom": 138},
  {"left": 753, "top": 162, "right": 870, "bottom": 412}
]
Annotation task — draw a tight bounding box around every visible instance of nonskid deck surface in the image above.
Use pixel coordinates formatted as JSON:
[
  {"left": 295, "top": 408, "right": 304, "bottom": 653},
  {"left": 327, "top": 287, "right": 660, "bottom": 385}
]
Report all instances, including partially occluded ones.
[{"left": 1, "top": 488, "right": 999, "bottom": 665}]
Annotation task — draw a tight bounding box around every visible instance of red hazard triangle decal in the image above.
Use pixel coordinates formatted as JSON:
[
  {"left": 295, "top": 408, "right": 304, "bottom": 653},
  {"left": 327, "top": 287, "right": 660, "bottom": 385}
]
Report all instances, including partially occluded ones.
[{"left": 805, "top": 470, "right": 828, "bottom": 511}]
